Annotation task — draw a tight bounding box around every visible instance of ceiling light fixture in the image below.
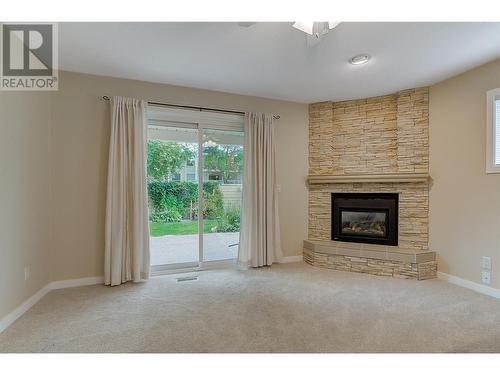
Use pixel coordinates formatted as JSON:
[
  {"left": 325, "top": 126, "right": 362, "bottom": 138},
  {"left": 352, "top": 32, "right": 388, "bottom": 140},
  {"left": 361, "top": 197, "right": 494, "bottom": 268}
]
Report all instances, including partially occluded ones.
[
  {"left": 292, "top": 22, "right": 340, "bottom": 39},
  {"left": 349, "top": 54, "right": 371, "bottom": 65}
]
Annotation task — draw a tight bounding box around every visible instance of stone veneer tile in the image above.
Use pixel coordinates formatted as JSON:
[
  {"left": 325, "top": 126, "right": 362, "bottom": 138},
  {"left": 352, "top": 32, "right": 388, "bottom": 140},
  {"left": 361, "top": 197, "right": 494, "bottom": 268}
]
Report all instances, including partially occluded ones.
[
  {"left": 308, "top": 182, "right": 429, "bottom": 250},
  {"left": 303, "top": 248, "right": 437, "bottom": 280},
  {"left": 308, "top": 87, "right": 431, "bottom": 255},
  {"left": 309, "top": 88, "right": 429, "bottom": 176}
]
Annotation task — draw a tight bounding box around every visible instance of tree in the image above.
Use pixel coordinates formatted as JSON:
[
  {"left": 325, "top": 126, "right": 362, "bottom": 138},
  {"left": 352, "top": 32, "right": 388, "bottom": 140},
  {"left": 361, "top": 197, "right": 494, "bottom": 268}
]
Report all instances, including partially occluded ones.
[
  {"left": 203, "top": 145, "right": 243, "bottom": 183},
  {"left": 147, "top": 140, "right": 195, "bottom": 180}
]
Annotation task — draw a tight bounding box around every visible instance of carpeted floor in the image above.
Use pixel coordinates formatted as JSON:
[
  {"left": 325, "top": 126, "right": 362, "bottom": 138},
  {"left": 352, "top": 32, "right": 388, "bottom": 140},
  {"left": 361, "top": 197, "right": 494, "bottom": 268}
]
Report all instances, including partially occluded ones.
[{"left": 1, "top": 262, "right": 500, "bottom": 353}]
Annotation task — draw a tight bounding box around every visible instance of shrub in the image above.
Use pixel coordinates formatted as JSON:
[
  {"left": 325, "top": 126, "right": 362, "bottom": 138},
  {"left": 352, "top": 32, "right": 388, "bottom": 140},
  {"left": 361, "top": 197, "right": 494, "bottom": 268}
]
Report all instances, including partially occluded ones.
[
  {"left": 216, "top": 205, "right": 241, "bottom": 233},
  {"left": 149, "top": 210, "right": 181, "bottom": 223},
  {"left": 148, "top": 180, "right": 167, "bottom": 213},
  {"left": 203, "top": 187, "right": 224, "bottom": 220},
  {"left": 147, "top": 180, "right": 224, "bottom": 223},
  {"left": 203, "top": 180, "right": 221, "bottom": 194}
]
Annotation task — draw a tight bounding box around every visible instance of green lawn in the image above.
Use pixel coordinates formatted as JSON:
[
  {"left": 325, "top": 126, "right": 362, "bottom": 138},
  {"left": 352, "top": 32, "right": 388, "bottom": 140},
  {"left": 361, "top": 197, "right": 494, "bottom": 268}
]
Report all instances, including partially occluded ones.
[{"left": 149, "top": 219, "right": 218, "bottom": 237}]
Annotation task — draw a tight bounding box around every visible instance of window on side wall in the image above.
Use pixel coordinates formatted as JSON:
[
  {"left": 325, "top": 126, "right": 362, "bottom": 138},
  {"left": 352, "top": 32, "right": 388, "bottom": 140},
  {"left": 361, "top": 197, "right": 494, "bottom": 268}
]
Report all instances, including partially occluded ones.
[{"left": 486, "top": 87, "right": 500, "bottom": 173}]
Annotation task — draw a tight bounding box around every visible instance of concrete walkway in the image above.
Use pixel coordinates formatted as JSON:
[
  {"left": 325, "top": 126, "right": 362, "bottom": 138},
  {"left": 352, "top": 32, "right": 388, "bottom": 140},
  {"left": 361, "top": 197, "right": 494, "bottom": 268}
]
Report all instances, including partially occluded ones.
[{"left": 150, "top": 232, "right": 239, "bottom": 265}]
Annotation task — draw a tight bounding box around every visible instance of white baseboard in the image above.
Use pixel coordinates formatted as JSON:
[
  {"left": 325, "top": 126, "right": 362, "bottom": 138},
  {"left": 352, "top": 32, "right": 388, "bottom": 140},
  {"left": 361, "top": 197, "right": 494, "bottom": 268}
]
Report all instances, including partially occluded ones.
[
  {"left": 280, "top": 255, "right": 304, "bottom": 263},
  {"left": 0, "top": 276, "right": 104, "bottom": 334},
  {"left": 0, "top": 283, "right": 51, "bottom": 334},
  {"left": 50, "top": 276, "right": 104, "bottom": 290},
  {"left": 437, "top": 271, "right": 500, "bottom": 299}
]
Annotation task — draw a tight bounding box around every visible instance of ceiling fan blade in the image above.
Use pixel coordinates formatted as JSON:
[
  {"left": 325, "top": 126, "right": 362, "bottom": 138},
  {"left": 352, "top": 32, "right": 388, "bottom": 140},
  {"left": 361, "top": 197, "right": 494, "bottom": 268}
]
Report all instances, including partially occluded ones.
[
  {"left": 292, "top": 22, "right": 314, "bottom": 35},
  {"left": 237, "top": 22, "right": 256, "bottom": 28}
]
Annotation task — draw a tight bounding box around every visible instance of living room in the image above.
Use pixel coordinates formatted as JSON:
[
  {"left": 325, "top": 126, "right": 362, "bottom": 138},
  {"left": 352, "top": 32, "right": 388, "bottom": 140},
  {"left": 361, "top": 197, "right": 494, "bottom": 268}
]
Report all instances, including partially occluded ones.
[{"left": 1, "top": 2, "right": 500, "bottom": 372}]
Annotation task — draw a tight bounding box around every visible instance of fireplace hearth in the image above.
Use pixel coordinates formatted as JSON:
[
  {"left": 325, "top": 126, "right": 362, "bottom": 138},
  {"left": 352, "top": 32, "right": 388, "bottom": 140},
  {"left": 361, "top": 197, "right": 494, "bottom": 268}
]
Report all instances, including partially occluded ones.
[{"left": 332, "top": 193, "right": 398, "bottom": 246}]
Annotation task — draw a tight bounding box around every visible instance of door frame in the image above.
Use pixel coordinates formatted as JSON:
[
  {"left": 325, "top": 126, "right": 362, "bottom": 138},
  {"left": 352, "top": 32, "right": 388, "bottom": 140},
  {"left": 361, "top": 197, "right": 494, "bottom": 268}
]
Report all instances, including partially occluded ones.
[{"left": 147, "top": 107, "right": 244, "bottom": 273}]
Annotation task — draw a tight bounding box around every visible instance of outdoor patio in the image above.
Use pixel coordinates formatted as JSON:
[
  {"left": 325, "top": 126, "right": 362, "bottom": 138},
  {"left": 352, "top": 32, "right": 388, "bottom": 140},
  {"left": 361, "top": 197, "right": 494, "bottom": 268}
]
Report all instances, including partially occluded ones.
[{"left": 150, "top": 232, "right": 239, "bottom": 265}]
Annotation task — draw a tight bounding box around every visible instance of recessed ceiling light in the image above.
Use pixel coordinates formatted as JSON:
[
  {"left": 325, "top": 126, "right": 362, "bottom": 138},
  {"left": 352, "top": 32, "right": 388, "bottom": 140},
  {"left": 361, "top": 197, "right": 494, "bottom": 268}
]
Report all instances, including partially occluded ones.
[{"left": 349, "top": 54, "right": 371, "bottom": 65}]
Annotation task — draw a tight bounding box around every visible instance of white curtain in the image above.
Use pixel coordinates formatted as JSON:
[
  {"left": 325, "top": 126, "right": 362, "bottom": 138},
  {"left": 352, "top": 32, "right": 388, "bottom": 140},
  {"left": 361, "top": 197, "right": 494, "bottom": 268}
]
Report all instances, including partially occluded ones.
[
  {"left": 104, "top": 96, "right": 150, "bottom": 286},
  {"left": 238, "top": 112, "right": 283, "bottom": 267}
]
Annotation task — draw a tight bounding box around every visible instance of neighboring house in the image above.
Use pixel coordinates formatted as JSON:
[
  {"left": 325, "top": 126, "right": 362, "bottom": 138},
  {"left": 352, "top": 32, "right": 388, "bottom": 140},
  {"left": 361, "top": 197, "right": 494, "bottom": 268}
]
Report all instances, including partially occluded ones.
[
  {"left": 170, "top": 158, "right": 198, "bottom": 182},
  {"left": 171, "top": 158, "right": 241, "bottom": 184},
  {"left": 169, "top": 159, "right": 242, "bottom": 208},
  {"left": 170, "top": 159, "right": 242, "bottom": 208}
]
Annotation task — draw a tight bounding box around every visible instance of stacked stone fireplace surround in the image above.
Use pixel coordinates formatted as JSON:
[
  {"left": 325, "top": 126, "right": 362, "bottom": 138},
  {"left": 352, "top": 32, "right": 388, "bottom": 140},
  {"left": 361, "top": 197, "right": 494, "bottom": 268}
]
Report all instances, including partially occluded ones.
[{"left": 304, "top": 87, "right": 437, "bottom": 280}]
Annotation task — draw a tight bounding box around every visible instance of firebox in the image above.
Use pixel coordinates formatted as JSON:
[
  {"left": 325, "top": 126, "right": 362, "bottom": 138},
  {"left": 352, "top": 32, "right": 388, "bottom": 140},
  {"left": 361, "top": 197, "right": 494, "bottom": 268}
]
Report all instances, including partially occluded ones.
[{"left": 331, "top": 193, "right": 399, "bottom": 246}]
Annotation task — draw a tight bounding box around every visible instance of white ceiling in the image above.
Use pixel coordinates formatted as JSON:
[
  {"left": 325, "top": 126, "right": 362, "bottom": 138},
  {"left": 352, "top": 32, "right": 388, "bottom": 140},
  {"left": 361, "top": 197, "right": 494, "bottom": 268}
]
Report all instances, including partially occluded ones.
[{"left": 59, "top": 22, "right": 500, "bottom": 103}]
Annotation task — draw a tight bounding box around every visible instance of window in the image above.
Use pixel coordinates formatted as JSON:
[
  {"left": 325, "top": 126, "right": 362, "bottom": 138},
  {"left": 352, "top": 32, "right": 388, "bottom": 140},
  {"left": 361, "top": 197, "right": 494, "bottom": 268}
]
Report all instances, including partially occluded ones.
[
  {"left": 487, "top": 88, "right": 500, "bottom": 173},
  {"left": 208, "top": 172, "right": 222, "bottom": 181},
  {"left": 496, "top": 100, "right": 500, "bottom": 165},
  {"left": 186, "top": 173, "right": 196, "bottom": 181}
]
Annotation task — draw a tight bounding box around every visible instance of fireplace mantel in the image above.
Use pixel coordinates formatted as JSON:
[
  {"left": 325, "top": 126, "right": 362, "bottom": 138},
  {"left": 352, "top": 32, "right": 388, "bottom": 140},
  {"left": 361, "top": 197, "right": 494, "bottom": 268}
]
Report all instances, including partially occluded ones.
[{"left": 306, "top": 173, "right": 431, "bottom": 185}]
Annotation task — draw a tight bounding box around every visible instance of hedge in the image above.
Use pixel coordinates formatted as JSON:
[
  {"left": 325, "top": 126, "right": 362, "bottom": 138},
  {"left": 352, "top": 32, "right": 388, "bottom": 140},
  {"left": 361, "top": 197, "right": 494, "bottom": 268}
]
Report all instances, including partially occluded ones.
[{"left": 148, "top": 180, "right": 224, "bottom": 223}]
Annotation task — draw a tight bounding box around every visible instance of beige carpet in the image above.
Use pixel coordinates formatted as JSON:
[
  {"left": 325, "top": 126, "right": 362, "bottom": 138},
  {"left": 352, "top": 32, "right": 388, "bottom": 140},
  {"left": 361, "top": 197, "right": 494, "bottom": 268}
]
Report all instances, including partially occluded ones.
[{"left": 1, "top": 262, "right": 500, "bottom": 353}]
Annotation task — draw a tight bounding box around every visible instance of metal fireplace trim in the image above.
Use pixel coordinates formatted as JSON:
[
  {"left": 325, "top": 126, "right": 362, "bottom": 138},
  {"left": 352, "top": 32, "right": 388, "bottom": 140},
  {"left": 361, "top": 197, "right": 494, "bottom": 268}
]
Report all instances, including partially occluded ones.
[{"left": 331, "top": 192, "right": 399, "bottom": 246}]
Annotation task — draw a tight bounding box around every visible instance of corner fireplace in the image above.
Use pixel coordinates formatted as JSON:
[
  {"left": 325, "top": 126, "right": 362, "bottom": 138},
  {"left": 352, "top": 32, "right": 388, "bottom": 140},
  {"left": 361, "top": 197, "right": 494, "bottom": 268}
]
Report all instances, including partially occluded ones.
[{"left": 331, "top": 193, "right": 399, "bottom": 246}]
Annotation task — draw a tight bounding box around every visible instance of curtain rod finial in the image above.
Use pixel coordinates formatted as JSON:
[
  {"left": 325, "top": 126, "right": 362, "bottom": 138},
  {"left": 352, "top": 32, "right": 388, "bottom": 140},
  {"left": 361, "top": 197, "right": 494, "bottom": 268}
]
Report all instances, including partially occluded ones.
[{"left": 102, "top": 95, "right": 110, "bottom": 101}]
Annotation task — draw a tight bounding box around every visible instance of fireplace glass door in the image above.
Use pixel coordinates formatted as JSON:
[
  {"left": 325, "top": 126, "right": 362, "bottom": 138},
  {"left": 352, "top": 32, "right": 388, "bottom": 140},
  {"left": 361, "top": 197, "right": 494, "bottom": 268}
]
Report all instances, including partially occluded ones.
[
  {"left": 332, "top": 193, "right": 398, "bottom": 246},
  {"left": 340, "top": 210, "right": 388, "bottom": 238}
]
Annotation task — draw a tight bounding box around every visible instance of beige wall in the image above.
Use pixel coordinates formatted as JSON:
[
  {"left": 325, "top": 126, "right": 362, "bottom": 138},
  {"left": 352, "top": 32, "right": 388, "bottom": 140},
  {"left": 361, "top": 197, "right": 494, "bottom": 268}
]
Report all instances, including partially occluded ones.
[
  {"left": 51, "top": 71, "right": 308, "bottom": 281},
  {"left": 430, "top": 59, "right": 500, "bottom": 289},
  {"left": 0, "top": 91, "right": 53, "bottom": 320}
]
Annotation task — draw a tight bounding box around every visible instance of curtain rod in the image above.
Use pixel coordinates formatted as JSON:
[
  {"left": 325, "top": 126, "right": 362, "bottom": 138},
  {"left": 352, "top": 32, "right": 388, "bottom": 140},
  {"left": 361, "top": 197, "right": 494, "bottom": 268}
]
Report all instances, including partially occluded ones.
[{"left": 101, "top": 95, "right": 280, "bottom": 120}]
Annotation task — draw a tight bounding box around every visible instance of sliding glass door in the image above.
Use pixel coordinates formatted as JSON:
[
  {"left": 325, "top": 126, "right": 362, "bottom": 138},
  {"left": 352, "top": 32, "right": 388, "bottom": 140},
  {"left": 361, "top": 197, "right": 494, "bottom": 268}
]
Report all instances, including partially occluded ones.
[
  {"left": 147, "top": 123, "right": 200, "bottom": 269},
  {"left": 202, "top": 127, "right": 243, "bottom": 262},
  {"left": 147, "top": 111, "right": 244, "bottom": 271}
]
